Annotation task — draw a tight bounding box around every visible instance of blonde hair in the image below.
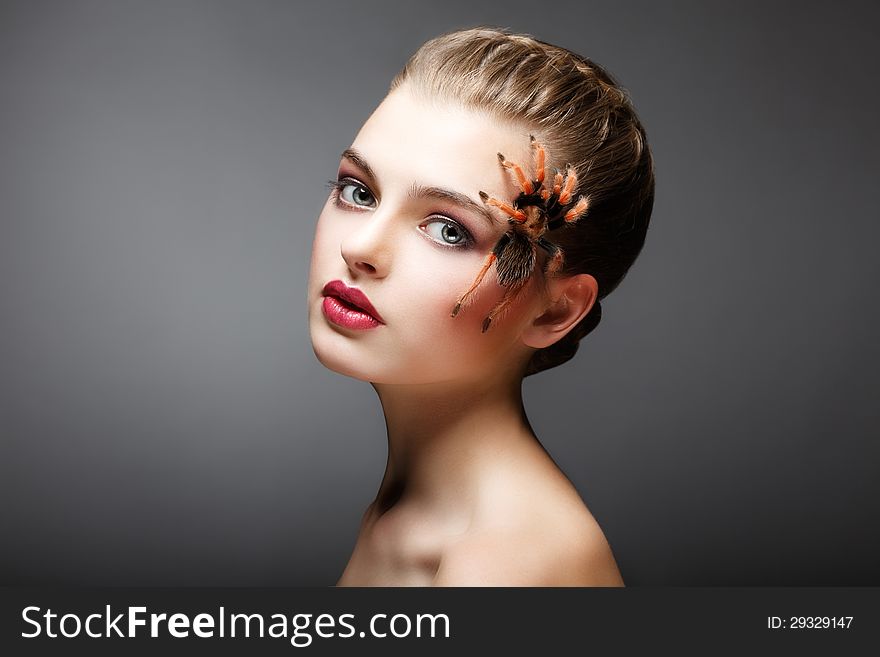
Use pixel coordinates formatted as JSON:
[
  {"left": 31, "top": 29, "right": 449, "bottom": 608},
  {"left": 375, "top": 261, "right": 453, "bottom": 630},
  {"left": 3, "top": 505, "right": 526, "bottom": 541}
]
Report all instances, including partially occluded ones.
[{"left": 390, "top": 27, "right": 655, "bottom": 376}]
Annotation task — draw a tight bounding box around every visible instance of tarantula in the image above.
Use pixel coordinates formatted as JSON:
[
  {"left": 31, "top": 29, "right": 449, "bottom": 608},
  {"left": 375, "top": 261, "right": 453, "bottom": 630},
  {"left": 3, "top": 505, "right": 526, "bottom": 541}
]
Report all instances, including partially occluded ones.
[{"left": 451, "top": 135, "right": 591, "bottom": 333}]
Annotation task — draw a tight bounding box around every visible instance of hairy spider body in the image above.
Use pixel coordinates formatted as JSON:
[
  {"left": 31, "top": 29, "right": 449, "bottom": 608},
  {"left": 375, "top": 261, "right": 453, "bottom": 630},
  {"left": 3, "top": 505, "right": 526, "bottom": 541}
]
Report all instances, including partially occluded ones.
[{"left": 451, "top": 136, "right": 591, "bottom": 333}]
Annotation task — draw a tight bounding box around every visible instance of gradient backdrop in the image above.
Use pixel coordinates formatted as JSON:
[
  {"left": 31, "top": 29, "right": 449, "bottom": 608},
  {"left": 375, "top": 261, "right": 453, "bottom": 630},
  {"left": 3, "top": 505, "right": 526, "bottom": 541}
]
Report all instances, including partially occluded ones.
[{"left": 2, "top": 0, "right": 878, "bottom": 585}]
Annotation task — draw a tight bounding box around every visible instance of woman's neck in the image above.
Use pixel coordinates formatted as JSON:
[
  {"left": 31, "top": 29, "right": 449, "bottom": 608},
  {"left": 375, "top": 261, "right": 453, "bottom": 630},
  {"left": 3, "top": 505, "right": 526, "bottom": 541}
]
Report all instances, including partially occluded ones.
[{"left": 370, "top": 373, "right": 537, "bottom": 518}]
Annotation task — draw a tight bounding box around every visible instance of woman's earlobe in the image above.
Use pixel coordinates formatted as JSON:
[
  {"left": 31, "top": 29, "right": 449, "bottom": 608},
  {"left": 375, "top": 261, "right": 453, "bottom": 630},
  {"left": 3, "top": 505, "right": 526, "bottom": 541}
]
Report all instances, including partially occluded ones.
[{"left": 521, "top": 274, "right": 598, "bottom": 349}]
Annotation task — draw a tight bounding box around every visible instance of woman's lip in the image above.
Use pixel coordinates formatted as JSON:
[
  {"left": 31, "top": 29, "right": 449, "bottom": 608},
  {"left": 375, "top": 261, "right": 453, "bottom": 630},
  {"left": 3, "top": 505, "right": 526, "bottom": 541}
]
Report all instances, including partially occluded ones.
[
  {"left": 321, "top": 280, "right": 384, "bottom": 323},
  {"left": 321, "top": 295, "right": 382, "bottom": 330}
]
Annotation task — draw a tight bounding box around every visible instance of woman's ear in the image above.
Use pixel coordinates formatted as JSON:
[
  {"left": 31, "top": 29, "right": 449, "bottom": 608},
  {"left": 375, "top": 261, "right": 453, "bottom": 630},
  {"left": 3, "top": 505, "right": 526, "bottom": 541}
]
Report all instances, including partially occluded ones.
[{"left": 521, "top": 273, "right": 598, "bottom": 349}]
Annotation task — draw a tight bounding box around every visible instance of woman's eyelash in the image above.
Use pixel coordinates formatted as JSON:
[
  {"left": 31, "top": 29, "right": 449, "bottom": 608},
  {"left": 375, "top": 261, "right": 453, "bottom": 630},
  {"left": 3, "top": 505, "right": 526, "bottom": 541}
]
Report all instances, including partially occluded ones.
[
  {"left": 425, "top": 219, "right": 476, "bottom": 250},
  {"left": 325, "top": 177, "right": 369, "bottom": 204},
  {"left": 323, "top": 176, "right": 476, "bottom": 249}
]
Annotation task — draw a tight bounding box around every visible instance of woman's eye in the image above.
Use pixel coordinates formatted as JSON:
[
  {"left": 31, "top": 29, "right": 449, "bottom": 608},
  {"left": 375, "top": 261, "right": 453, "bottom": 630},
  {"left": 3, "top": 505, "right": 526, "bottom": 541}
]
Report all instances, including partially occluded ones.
[
  {"left": 423, "top": 218, "right": 473, "bottom": 248},
  {"left": 338, "top": 182, "right": 376, "bottom": 208}
]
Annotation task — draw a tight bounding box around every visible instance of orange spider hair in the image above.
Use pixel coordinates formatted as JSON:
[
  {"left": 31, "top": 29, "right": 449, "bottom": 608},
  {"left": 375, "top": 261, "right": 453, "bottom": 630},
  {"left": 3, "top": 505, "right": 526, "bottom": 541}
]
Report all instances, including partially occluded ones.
[{"left": 450, "top": 136, "right": 591, "bottom": 333}]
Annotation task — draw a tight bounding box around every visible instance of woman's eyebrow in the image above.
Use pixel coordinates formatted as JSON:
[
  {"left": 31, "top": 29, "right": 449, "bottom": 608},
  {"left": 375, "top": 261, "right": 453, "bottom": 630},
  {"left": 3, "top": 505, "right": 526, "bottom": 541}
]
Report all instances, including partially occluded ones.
[
  {"left": 340, "top": 148, "right": 501, "bottom": 230},
  {"left": 408, "top": 184, "right": 501, "bottom": 230},
  {"left": 340, "top": 148, "right": 378, "bottom": 183}
]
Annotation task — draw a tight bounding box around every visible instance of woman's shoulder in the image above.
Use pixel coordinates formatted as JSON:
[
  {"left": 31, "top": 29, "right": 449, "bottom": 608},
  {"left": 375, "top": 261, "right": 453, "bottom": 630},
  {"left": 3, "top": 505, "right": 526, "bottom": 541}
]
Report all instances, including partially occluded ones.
[
  {"left": 433, "top": 523, "right": 623, "bottom": 586},
  {"left": 433, "top": 455, "right": 624, "bottom": 586}
]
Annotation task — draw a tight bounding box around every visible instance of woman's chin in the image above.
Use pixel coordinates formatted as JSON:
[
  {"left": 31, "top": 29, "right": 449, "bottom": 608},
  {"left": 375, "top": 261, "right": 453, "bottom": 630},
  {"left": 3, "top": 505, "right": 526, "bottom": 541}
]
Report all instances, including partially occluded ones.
[
  {"left": 309, "top": 340, "right": 380, "bottom": 381},
  {"left": 310, "top": 346, "right": 440, "bottom": 385}
]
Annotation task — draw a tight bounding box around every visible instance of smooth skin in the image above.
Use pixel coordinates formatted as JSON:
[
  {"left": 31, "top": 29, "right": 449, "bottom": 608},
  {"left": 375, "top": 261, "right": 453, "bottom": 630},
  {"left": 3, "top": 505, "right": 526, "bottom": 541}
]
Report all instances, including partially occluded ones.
[{"left": 308, "top": 85, "right": 623, "bottom": 586}]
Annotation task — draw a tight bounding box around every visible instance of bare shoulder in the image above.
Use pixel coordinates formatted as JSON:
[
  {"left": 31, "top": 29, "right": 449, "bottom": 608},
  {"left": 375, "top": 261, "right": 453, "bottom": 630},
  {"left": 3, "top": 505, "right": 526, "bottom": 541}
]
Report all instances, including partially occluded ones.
[
  {"left": 433, "top": 522, "right": 623, "bottom": 587},
  {"left": 433, "top": 465, "right": 624, "bottom": 587}
]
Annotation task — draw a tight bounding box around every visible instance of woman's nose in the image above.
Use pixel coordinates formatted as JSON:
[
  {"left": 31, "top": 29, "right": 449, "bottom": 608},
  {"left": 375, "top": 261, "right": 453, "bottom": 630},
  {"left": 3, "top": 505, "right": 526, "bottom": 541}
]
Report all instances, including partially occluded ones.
[{"left": 339, "top": 209, "right": 394, "bottom": 278}]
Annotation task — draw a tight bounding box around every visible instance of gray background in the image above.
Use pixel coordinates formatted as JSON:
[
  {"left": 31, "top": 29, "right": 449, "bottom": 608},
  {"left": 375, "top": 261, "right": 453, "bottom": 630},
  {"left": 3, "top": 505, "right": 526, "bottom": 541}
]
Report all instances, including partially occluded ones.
[{"left": 1, "top": 0, "right": 877, "bottom": 585}]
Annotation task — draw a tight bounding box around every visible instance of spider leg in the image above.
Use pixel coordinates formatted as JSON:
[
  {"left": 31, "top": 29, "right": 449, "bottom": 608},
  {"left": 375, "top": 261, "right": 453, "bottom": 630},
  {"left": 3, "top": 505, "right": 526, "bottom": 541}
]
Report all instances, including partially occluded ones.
[
  {"left": 530, "top": 135, "right": 546, "bottom": 186},
  {"left": 497, "top": 152, "right": 533, "bottom": 195},
  {"left": 558, "top": 165, "right": 578, "bottom": 205},
  {"left": 558, "top": 167, "right": 577, "bottom": 205},
  {"left": 563, "top": 195, "right": 591, "bottom": 223},
  {"left": 451, "top": 252, "right": 495, "bottom": 317},
  {"left": 452, "top": 232, "right": 512, "bottom": 317},
  {"left": 538, "top": 238, "right": 565, "bottom": 277},
  {"left": 481, "top": 276, "right": 530, "bottom": 333},
  {"left": 479, "top": 191, "right": 527, "bottom": 222},
  {"left": 542, "top": 169, "right": 563, "bottom": 200}
]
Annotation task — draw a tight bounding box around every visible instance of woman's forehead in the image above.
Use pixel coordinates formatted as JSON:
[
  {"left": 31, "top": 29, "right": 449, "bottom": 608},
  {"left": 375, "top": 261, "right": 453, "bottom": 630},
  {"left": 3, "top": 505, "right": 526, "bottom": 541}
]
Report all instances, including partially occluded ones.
[{"left": 348, "top": 89, "right": 532, "bottom": 196}]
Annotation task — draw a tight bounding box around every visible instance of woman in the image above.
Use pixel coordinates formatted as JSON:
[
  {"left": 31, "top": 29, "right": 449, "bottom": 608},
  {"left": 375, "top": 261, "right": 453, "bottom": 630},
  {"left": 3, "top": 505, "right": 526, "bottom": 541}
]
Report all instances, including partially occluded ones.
[{"left": 308, "top": 27, "right": 654, "bottom": 586}]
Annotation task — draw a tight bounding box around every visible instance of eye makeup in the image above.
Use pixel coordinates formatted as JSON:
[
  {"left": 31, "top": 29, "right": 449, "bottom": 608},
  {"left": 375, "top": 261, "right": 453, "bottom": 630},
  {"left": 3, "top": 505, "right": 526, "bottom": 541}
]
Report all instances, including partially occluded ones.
[
  {"left": 420, "top": 216, "right": 474, "bottom": 250},
  {"left": 325, "top": 176, "right": 377, "bottom": 209},
  {"left": 324, "top": 175, "right": 478, "bottom": 250},
  {"left": 338, "top": 148, "right": 503, "bottom": 231}
]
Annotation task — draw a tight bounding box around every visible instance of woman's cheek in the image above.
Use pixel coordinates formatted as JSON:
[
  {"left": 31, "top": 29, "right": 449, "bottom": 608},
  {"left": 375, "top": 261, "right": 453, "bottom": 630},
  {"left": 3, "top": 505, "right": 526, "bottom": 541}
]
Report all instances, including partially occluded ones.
[
  {"left": 310, "top": 213, "right": 333, "bottom": 267},
  {"left": 312, "top": 217, "right": 352, "bottom": 281}
]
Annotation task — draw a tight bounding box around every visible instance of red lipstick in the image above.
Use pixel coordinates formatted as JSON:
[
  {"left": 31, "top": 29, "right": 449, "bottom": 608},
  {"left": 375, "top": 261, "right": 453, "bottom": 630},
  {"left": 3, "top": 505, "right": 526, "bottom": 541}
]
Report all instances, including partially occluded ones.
[{"left": 321, "top": 280, "right": 385, "bottom": 330}]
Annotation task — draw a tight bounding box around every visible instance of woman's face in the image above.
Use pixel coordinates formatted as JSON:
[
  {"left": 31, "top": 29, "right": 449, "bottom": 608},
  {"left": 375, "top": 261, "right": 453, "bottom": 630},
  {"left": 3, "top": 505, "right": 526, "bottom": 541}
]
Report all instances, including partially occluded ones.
[{"left": 308, "top": 86, "right": 546, "bottom": 386}]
